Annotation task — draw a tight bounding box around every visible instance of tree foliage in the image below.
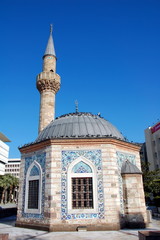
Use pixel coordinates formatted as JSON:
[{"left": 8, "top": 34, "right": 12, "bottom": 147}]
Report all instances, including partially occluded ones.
[
  {"left": 141, "top": 162, "right": 160, "bottom": 205},
  {"left": 0, "top": 174, "right": 19, "bottom": 204}
]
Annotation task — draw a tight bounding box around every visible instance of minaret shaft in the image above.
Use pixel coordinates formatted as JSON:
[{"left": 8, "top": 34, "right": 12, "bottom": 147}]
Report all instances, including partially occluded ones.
[
  {"left": 36, "top": 27, "right": 60, "bottom": 133},
  {"left": 43, "top": 55, "right": 56, "bottom": 72},
  {"left": 39, "top": 90, "right": 55, "bottom": 132}
]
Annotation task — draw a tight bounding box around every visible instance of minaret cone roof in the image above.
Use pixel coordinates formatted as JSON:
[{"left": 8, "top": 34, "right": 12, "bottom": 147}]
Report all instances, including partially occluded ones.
[{"left": 43, "top": 24, "right": 56, "bottom": 58}]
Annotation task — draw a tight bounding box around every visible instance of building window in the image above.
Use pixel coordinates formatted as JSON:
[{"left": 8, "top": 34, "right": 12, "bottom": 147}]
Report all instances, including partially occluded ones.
[
  {"left": 67, "top": 157, "right": 98, "bottom": 214},
  {"left": 25, "top": 161, "right": 42, "bottom": 213},
  {"left": 72, "top": 177, "right": 93, "bottom": 209},
  {"left": 28, "top": 180, "right": 39, "bottom": 209}
]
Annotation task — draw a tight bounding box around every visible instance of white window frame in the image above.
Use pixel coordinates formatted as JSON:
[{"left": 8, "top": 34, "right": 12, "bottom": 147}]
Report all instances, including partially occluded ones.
[
  {"left": 24, "top": 161, "right": 42, "bottom": 214},
  {"left": 67, "top": 156, "right": 98, "bottom": 214}
]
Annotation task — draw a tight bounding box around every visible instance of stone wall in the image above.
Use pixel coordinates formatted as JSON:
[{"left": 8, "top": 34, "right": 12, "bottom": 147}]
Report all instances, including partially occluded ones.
[
  {"left": 122, "top": 173, "right": 147, "bottom": 228},
  {"left": 16, "top": 138, "right": 147, "bottom": 231}
]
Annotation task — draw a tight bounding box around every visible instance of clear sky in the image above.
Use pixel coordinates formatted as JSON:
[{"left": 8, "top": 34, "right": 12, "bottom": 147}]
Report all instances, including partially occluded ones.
[{"left": 1, "top": 0, "right": 160, "bottom": 158}]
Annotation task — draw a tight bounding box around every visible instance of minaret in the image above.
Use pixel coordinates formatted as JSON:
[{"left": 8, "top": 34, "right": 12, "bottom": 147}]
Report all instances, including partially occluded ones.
[{"left": 36, "top": 25, "right": 60, "bottom": 133}]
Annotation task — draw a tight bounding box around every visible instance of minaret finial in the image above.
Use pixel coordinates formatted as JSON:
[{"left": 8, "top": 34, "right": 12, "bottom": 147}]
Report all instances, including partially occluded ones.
[
  {"left": 75, "top": 100, "right": 79, "bottom": 113},
  {"left": 50, "top": 24, "right": 53, "bottom": 34}
]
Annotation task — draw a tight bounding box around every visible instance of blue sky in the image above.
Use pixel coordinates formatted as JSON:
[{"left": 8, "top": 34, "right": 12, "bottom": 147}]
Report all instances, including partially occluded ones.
[{"left": 1, "top": 0, "right": 160, "bottom": 158}]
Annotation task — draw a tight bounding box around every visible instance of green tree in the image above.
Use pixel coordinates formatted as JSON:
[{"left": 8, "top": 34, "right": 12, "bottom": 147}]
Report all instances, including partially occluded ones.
[
  {"left": 8, "top": 175, "right": 19, "bottom": 202},
  {"left": 0, "top": 174, "right": 12, "bottom": 204},
  {"left": 0, "top": 174, "right": 19, "bottom": 204},
  {"left": 141, "top": 162, "right": 160, "bottom": 205}
]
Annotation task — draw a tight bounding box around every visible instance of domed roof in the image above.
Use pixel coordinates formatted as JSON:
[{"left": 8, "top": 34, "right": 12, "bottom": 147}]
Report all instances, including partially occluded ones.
[{"left": 36, "top": 112, "right": 124, "bottom": 142}]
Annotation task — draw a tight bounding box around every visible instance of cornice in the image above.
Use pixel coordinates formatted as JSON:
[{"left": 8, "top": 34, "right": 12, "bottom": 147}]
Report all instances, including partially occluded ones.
[{"left": 19, "top": 138, "right": 140, "bottom": 154}]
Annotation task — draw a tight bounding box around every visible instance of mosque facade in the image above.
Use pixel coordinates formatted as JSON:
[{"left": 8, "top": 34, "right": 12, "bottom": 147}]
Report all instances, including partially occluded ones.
[{"left": 16, "top": 26, "right": 147, "bottom": 231}]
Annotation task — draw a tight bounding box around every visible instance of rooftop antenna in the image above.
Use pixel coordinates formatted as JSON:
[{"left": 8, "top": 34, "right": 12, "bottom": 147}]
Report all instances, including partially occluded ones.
[{"left": 75, "top": 100, "right": 79, "bottom": 113}]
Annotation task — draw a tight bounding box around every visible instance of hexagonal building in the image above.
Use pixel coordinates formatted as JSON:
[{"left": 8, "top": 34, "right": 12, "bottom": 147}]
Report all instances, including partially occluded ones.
[{"left": 16, "top": 26, "right": 147, "bottom": 231}]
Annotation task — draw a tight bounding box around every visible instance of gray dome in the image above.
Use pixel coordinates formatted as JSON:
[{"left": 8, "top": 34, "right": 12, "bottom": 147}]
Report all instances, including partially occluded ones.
[{"left": 36, "top": 112, "right": 124, "bottom": 142}]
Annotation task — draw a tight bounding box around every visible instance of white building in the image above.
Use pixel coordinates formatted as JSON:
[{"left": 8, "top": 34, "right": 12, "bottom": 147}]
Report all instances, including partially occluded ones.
[
  {"left": 5, "top": 158, "right": 21, "bottom": 178},
  {"left": 0, "top": 132, "right": 10, "bottom": 175},
  {"left": 145, "top": 121, "right": 160, "bottom": 171}
]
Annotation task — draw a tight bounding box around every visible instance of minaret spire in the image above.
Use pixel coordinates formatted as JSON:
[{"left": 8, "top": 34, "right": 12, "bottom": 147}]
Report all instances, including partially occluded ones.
[
  {"left": 50, "top": 24, "right": 53, "bottom": 34},
  {"left": 43, "top": 24, "right": 56, "bottom": 58},
  {"left": 36, "top": 26, "right": 61, "bottom": 133}
]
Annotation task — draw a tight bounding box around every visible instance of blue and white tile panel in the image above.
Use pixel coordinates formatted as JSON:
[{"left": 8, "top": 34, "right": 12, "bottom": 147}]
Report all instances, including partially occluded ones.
[
  {"left": 61, "top": 150, "right": 104, "bottom": 220},
  {"left": 22, "top": 153, "right": 46, "bottom": 219}
]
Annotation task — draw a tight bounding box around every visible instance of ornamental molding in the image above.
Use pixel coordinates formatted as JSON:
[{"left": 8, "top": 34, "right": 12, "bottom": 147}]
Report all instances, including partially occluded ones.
[
  {"left": 19, "top": 138, "right": 140, "bottom": 154},
  {"left": 36, "top": 72, "right": 60, "bottom": 93},
  {"left": 36, "top": 78, "right": 60, "bottom": 93}
]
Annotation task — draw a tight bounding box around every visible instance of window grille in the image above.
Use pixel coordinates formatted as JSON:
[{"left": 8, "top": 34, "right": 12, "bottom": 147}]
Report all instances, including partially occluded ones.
[
  {"left": 72, "top": 177, "right": 93, "bottom": 209},
  {"left": 28, "top": 180, "right": 39, "bottom": 209}
]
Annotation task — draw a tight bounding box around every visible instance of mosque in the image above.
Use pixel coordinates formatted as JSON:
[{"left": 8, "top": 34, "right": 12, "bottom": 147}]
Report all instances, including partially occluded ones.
[{"left": 16, "top": 26, "right": 147, "bottom": 231}]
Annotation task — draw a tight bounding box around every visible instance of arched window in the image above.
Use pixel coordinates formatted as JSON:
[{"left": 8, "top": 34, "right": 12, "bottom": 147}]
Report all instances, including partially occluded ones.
[
  {"left": 24, "top": 161, "right": 42, "bottom": 214},
  {"left": 67, "top": 157, "right": 98, "bottom": 214}
]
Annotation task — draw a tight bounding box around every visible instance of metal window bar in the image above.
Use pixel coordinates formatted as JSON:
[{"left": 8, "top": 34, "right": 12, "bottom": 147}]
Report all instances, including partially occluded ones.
[
  {"left": 28, "top": 180, "right": 39, "bottom": 209},
  {"left": 72, "top": 177, "right": 93, "bottom": 209}
]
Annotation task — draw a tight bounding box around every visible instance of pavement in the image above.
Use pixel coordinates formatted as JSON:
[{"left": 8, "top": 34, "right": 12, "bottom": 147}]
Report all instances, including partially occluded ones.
[
  {"left": 0, "top": 216, "right": 160, "bottom": 240},
  {"left": 0, "top": 203, "right": 17, "bottom": 209}
]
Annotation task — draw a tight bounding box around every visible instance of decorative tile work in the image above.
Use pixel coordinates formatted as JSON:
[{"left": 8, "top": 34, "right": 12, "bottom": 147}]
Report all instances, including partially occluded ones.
[
  {"left": 30, "top": 165, "right": 40, "bottom": 176},
  {"left": 116, "top": 151, "right": 136, "bottom": 168},
  {"left": 22, "top": 152, "right": 46, "bottom": 219},
  {"left": 61, "top": 150, "right": 104, "bottom": 220},
  {"left": 72, "top": 161, "right": 92, "bottom": 173},
  {"left": 116, "top": 151, "right": 136, "bottom": 215}
]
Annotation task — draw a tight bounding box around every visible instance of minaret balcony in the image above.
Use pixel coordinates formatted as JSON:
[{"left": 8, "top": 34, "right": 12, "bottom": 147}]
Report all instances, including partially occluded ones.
[
  {"left": 36, "top": 72, "right": 60, "bottom": 93},
  {"left": 37, "top": 71, "right": 60, "bottom": 82}
]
